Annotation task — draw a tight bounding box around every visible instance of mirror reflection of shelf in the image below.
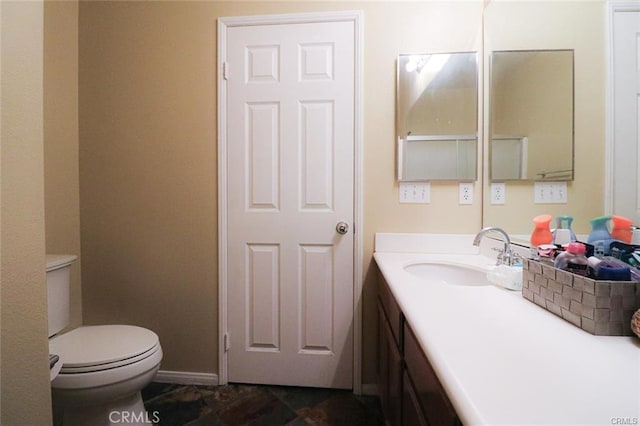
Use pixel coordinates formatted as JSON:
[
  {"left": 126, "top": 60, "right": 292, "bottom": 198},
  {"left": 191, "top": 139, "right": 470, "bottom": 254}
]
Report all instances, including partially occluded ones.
[
  {"left": 535, "top": 169, "right": 574, "bottom": 180},
  {"left": 491, "top": 135, "right": 528, "bottom": 180},
  {"left": 398, "top": 134, "right": 477, "bottom": 182}
]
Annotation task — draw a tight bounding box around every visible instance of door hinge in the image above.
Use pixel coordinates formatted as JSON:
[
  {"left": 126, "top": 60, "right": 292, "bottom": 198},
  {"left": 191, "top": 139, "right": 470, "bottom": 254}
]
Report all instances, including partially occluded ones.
[
  {"left": 224, "top": 332, "right": 230, "bottom": 352},
  {"left": 223, "top": 61, "right": 229, "bottom": 80}
]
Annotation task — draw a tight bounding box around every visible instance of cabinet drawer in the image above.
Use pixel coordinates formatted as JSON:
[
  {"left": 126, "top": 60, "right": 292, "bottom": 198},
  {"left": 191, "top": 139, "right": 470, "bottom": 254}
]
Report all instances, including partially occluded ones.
[
  {"left": 404, "top": 323, "right": 461, "bottom": 426},
  {"left": 377, "top": 266, "right": 402, "bottom": 347}
]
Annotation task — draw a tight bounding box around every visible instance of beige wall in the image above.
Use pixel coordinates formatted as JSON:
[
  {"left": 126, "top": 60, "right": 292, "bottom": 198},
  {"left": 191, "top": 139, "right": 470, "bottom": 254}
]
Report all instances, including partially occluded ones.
[
  {"left": 1, "top": 1, "right": 52, "bottom": 424},
  {"left": 483, "top": 1, "right": 606, "bottom": 235},
  {"left": 79, "top": 0, "right": 219, "bottom": 375},
  {"left": 44, "top": 0, "right": 81, "bottom": 329},
  {"left": 78, "top": 1, "right": 484, "bottom": 384}
]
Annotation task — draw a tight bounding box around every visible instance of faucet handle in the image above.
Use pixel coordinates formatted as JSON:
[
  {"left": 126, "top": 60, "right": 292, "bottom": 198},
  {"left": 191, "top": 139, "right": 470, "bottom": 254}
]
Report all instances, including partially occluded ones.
[
  {"left": 496, "top": 249, "right": 522, "bottom": 266},
  {"left": 500, "top": 250, "right": 523, "bottom": 266},
  {"left": 510, "top": 251, "right": 523, "bottom": 265}
]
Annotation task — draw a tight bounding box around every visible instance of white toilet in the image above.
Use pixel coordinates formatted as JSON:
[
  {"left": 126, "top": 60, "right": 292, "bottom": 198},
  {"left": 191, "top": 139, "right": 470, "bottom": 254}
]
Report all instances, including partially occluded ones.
[{"left": 47, "top": 254, "right": 163, "bottom": 426}]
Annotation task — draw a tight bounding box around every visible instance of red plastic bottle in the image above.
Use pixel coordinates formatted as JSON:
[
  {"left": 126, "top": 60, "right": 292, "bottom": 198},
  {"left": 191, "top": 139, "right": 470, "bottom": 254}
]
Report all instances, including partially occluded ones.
[
  {"left": 530, "top": 214, "right": 553, "bottom": 247},
  {"left": 611, "top": 215, "right": 633, "bottom": 243}
]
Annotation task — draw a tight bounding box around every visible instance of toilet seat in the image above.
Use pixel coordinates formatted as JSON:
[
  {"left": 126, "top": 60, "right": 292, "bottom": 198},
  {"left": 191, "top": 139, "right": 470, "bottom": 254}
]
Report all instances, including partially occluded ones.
[
  {"left": 50, "top": 325, "right": 160, "bottom": 373},
  {"left": 50, "top": 325, "right": 163, "bottom": 392}
]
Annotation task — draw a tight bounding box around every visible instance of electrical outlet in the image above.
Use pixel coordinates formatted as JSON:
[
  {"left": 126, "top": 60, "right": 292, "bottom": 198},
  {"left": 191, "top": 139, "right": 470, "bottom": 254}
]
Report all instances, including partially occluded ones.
[
  {"left": 399, "top": 182, "right": 430, "bottom": 204},
  {"left": 491, "top": 183, "right": 506, "bottom": 204},
  {"left": 459, "top": 182, "right": 473, "bottom": 205}
]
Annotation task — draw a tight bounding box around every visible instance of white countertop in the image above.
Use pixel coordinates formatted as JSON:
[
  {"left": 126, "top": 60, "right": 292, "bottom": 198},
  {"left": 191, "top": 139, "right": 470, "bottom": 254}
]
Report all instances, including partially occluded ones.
[{"left": 374, "top": 233, "right": 640, "bottom": 426}]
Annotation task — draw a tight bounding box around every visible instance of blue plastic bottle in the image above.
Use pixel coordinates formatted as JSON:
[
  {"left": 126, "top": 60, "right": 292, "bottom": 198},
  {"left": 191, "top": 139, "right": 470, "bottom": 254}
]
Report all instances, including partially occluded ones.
[
  {"left": 553, "top": 215, "right": 577, "bottom": 245},
  {"left": 587, "top": 215, "right": 614, "bottom": 256}
]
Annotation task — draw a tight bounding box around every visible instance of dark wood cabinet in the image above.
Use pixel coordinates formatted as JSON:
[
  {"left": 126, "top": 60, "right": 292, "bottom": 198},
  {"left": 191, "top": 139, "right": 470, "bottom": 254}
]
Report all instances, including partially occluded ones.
[
  {"left": 402, "top": 371, "right": 428, "bottom": 426},
  {"left": 378, "top": 266, "right": 402, "bottom": 346},
  {"left": 378, "top": 303, "right": 402, "bottom": 426},
  {"left": 377, "top": 264, "right": 462, "bottom": 426},
  {"left": 404, "top": 324, "right": 462, "bottom": 426}
]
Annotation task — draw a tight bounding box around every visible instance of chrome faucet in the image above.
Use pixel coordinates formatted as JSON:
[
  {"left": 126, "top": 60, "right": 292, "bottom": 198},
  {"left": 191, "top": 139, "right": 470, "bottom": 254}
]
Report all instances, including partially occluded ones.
[{"left": 473, "top": 227, "right": 520, "bottom": 266}]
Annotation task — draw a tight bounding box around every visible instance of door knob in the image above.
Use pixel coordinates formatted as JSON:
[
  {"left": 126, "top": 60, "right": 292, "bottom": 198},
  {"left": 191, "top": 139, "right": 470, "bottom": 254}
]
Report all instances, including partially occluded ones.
[{"left": 336, "top": 222, "right": 349, "bottom": 235}]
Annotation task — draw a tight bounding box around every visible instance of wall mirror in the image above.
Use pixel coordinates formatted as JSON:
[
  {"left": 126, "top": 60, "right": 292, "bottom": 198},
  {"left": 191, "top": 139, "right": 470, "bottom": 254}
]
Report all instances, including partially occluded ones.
[
  {"left": 396, "top": 52, "right": 478, "bottom": 181},
  {"left": 489, "top": 49, "right": 574, "bottom": 181}
]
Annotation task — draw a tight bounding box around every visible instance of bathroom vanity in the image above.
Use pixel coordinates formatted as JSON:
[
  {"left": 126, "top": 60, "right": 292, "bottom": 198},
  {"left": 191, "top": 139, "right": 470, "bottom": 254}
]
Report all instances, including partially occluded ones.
[
  {"left": 377, "top": 264, "right": 461, "bottom": 426},
  {"left": 374, "top": 233, "right": 640, "bottom": 425}
]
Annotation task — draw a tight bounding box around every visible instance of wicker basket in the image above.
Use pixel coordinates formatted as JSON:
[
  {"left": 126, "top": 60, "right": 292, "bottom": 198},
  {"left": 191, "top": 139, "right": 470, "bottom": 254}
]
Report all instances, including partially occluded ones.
[
  {"left": 522, "top": 258, "right": 640, "bottom": 336},
  {"left": 632, "top": 310, "right": 640, "bottom": 338}
]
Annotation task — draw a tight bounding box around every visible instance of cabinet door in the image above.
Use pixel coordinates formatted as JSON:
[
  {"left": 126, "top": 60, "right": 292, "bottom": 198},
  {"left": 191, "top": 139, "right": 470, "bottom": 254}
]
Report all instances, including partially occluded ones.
[
  {"left": 402, "top": 371, "right": 428, "bottom": 426},
  {"left": 404, "top": 324, "right": 461, "bottom": 426},
  {"left": 378, "top": 302, "right": 402, "bottom": 426}
]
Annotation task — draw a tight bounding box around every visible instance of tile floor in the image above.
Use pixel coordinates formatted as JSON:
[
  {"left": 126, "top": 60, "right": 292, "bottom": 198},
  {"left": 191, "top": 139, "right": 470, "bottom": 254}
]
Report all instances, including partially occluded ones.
[{"left": 142, "top": 382, "right": 384, "bottom": 426}]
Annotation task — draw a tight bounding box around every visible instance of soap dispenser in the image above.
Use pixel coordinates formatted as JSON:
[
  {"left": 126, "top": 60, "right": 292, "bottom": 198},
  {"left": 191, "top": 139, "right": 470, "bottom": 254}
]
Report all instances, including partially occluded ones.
[
  {"left": 531, "top": 214, "right": 553, "bottom": 247},
  {"left": 588, "top": 215, "right": 614, "bottom": 256},
  {"left": 553, "top": 215, "right": 577, "bottom": 246}
]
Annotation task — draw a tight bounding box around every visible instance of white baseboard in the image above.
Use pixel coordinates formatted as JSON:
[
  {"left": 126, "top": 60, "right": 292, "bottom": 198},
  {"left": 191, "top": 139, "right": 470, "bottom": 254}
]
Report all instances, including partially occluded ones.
[
  {"left": 154, "top": 370, "right": 219, "bottom": 386},
  {"left": 361, "top": 383, "right": 379, "bottom": 396}
]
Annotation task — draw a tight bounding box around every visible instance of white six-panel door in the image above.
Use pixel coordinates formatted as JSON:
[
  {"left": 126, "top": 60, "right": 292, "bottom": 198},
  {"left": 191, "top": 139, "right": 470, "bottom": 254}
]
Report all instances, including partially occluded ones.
[
  {"left": 610, "top": 6, "right": 640, "bottom": 222},
  {"left": 221, "top": 16, "right": 356, "bottom": 388}
]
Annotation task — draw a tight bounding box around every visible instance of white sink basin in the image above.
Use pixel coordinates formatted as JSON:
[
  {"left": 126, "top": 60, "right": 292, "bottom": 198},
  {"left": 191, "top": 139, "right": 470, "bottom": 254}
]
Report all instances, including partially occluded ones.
[{"left": 404, "top": 262, "right": 491, "bottom": 286}]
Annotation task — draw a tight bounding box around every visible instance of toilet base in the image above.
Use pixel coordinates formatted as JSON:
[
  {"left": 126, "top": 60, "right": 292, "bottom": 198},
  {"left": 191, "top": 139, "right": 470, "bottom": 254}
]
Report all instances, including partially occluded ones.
[{"left": 58, "top": 392, "right": 157, "bottom": 426}]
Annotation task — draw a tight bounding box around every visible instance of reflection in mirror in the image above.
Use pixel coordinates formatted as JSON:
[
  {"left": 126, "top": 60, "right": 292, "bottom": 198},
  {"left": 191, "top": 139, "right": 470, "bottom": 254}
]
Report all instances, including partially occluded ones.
[
  {"left": 397, "top": 52, "right": 478, "bottom": 181},
  {"left": 490, "top": 50, "right": 574, "bottom": 181}
]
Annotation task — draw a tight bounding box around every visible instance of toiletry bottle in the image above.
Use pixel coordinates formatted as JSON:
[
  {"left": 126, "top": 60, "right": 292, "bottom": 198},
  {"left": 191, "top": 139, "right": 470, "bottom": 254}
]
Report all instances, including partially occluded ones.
[
  {"left": 554, "top": 242, "right": 588, "bottom": 275},
  {"left": 587, "top": 215, "right": 614, "bottom": 255},
  {"left": 531, "top": 214, "right": 553, "bottom": 247},
  {"left": 611, "top": 215, "right": 633, "bottom": 243},
  {"left": 553, "top": 215, "right": 577, "bottom": 246}
]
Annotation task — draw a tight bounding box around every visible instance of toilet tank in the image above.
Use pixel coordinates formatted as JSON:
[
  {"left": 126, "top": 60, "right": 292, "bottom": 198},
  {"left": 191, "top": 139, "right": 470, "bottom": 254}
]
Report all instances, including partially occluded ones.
[{"left": 46, "top": 254, "right": 77, "bottom": 337}]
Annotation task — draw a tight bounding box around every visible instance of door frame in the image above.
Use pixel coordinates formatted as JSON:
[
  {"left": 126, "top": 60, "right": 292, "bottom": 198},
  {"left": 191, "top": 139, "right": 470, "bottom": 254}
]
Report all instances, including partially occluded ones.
[
  {"left": 217, "top": 10, "right": 364, "bottom": 393},
  {"left": 604, "top": 1, "right": 640, "bottom": 214}
]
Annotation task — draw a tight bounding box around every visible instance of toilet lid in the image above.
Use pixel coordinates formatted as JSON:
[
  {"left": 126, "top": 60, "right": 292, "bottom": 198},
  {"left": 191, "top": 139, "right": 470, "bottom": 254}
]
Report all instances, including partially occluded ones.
[{"left": 49, "top": 325, "right": 159, "bottom": 370}]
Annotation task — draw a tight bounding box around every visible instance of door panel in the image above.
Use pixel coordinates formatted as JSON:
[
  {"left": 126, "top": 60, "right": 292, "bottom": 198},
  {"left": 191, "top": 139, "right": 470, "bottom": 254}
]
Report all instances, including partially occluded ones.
[
  {"left": 246, "top": 243, "right": 279, "bottom": 351},
  {"left": 225, "top": 19, "right": 355, "bottom": 388},
  {"left": 612, "top": 10, "right": 640, "bottom": 222},
  {"left": 300, "top": 101, "right": 334, "bottom": 210},
  {"left": 246, "top": 103, "right": 279, "bottom": 210},
  {"left": 300, "top": 244, "right": 334, "bottom": 352}
]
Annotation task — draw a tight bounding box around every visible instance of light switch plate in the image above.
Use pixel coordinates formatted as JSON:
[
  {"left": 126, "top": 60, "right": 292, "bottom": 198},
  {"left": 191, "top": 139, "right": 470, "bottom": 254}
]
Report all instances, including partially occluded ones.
[
  {"left": 399, "top": 182, "right": 430, "bottom": 204},
  {"left": 534, "top": 182, "right": 568, "bottom": 204}
]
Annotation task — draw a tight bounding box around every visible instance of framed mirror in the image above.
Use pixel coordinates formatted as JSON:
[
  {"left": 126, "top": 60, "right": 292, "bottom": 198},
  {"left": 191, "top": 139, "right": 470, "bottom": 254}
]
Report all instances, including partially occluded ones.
[
  {"left": 489, "top": 49, "right": 574, "bottom": 181},
  {"left": 396, "top": 52, "right": 479, "bottom": 181}
]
